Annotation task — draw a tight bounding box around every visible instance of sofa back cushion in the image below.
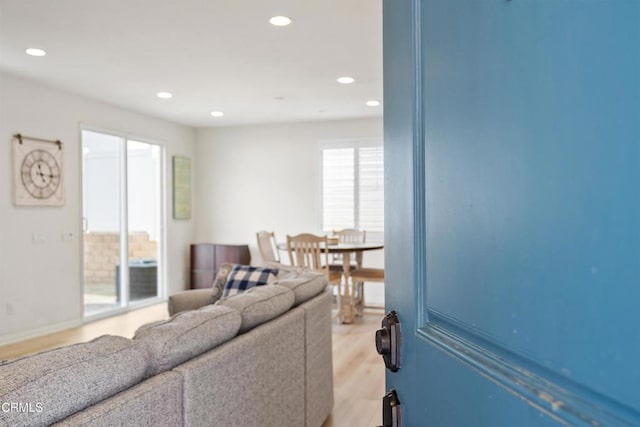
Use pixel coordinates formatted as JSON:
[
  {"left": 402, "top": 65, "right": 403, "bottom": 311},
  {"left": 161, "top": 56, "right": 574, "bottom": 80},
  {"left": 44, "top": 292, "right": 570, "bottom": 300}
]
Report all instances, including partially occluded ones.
[
  {"left": 0, "top": 335, "right": 149, "bottom": 427},
  {"left": 217, "top": 284, "right": 294, "bottom": 333},
  {"left": 134, "top": 305, "right": 241, "bottom": 376},
  {"left": 53, "top": 371, "right": 183, "bottom": 427},
  {"left": 274, "top": 270, "right": 329, "bottom": 306},
  {"left": 175, "top": 308, "right": 306, "bottom": 427}
]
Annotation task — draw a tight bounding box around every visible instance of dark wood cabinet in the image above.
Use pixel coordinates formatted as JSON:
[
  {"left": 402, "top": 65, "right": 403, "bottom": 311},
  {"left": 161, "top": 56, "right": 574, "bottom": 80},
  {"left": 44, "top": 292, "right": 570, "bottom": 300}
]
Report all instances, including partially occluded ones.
[{"left": 190, "top": 243, "right": 251, "bottom": 289}]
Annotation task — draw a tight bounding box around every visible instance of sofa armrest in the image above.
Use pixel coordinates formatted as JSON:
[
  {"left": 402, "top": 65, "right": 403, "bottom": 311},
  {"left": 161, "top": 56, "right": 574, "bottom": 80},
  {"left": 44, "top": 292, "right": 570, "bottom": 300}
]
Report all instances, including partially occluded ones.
[{"left": 168, "top": 289, "right": 213, "bottom": 316}]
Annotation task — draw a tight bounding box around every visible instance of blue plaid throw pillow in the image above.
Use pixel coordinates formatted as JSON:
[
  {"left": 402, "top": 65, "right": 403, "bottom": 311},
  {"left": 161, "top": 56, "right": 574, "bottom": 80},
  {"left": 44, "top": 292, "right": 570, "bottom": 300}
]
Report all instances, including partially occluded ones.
[{"left": 222, "top": 265, "right": 279, "bottom": 297}]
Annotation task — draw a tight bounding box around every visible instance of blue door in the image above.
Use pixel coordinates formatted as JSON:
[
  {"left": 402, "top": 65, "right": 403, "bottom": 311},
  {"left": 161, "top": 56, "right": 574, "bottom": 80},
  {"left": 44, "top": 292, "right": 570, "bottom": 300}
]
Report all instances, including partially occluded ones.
[{"left": 383, "top": 1, "right": 640, "bottom": 425}]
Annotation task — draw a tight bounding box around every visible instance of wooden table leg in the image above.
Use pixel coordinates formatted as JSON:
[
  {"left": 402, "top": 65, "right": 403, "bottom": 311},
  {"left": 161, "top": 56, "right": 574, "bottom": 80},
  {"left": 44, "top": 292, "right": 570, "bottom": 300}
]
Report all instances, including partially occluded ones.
[
  {"left": 354, "top": 252, "right": 364, "bottom": 316},
  {"left": 339, "top": 252, "right": 355, "bottom": 324}
]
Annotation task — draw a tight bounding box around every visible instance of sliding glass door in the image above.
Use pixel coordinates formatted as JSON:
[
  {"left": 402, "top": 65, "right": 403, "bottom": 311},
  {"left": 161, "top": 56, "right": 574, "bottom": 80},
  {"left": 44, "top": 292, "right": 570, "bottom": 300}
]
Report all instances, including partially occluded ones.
[{"left": 82, "top": 129, "right": 164, "bottom": 318}]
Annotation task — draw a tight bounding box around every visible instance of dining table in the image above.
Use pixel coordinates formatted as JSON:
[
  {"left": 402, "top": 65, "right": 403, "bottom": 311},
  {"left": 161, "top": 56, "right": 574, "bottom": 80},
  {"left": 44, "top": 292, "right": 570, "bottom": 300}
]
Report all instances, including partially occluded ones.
[{"left": 277, "top": 241, "right": 384, "bottom": 323}]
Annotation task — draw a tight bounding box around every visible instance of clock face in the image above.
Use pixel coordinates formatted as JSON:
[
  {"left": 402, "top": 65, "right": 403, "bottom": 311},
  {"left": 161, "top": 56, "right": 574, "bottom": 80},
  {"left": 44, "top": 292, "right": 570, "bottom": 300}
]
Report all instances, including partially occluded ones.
[
  {"left": 21, "top": 149, "right": 61, "bottom": 199},
  {"left": 13, "top": 138, "right": 65, "bottom": 206}
]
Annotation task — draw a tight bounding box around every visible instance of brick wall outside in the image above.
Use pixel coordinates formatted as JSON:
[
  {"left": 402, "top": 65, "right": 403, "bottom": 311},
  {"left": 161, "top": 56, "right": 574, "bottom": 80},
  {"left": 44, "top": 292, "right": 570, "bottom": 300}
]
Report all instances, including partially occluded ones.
[{"left": 83, "top": 231, "right": 158, "bottom": 285}]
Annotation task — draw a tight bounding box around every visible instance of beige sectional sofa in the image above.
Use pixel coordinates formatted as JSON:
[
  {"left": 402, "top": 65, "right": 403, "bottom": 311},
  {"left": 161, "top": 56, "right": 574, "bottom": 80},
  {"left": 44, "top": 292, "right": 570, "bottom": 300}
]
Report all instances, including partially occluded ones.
[{"left": 0, "top": 270, "right": 333, "bottom": 427}]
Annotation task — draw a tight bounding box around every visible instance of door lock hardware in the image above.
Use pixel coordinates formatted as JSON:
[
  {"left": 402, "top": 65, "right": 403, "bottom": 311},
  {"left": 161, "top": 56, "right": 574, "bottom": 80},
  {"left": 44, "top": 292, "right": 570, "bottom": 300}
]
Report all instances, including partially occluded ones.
[
  {"left": 378, "top": 389, "right": 402, "bottom": 427},
  {"left": 375, "top": 310, "right": 401, "bottom": 372}
]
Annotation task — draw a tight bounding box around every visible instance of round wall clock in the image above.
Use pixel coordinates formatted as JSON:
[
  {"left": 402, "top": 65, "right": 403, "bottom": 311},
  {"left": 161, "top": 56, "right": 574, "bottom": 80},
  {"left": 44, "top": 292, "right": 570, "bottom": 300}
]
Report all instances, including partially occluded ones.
[{"left": 13, "top": 136, "right": 65, "bottom": 206}]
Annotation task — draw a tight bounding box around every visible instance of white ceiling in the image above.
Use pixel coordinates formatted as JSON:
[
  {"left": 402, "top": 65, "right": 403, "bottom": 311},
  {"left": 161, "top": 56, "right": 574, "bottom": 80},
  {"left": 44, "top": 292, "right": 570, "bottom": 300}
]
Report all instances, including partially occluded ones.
[{"left": 0, "top": 0, "right": 383, "bottom": 128}]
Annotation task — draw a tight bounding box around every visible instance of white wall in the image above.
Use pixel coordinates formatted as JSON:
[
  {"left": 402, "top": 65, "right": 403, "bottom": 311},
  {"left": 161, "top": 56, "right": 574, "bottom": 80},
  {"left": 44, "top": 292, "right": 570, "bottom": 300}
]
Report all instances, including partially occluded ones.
[
  {"left": 0, "top": 72, "right": 197, "bottom": 344},
  {"left": 195, "top": 117, "right": 385, "bottom": 305}
]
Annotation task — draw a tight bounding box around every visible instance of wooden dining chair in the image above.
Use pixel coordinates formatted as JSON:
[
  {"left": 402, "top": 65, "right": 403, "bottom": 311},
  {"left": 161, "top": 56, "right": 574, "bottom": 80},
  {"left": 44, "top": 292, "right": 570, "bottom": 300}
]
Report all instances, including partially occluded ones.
[
  {"left": 286, "top": 233, "right": 343, "bottom": 302},
  {"left": 348, "top": 266, "right": 385, "bottom": 315},
  {"left": 334, "top": 228, "right": 366, "bottom": 244},
  {"left": 256, "top": 230, "right": 280, "bottom": 263},
  {"left": 338, "top": 228, "right": 382, "bottom": 315},
  {"left": 286, "top": 234, "right": 341, "bottom": 280},
  {"left": 328, "top": 228, "right": 367, "bottom": 271}
]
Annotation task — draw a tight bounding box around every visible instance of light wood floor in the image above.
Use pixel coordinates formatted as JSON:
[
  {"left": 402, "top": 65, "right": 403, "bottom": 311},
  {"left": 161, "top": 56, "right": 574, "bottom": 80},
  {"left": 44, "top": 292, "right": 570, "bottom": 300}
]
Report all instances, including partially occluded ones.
[
  {"left": 323, "top": 309, "right": 386, "bottom": 427},
  {"left": 0, "top": 304, "right": 169, "bottom": 360},
  {"left": 0, "top": 304, "right": 385, "bottom": 426}
]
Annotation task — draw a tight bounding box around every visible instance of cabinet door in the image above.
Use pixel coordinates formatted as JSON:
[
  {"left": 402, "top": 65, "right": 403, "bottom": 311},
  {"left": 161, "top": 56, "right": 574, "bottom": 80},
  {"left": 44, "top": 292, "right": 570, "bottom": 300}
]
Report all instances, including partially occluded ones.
[
  {"left": 191, "top": 244, "right": 214, "bottom": 270},
  {"left": 191, "top": 244, "right": 215, "bottom": 289},
  {"left": 190, "top": 244, "right": 251, "bottom": 289},
  {"left": 214, "top": 245, "right": 251, "bottom": 271}
]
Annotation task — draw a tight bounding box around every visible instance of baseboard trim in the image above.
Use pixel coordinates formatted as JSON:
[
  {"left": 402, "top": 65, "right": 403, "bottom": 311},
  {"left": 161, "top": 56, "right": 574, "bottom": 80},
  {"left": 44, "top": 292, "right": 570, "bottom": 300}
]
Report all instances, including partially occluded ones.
[{"left": 0, "top": 318, "right": 82, "bottom": 347}]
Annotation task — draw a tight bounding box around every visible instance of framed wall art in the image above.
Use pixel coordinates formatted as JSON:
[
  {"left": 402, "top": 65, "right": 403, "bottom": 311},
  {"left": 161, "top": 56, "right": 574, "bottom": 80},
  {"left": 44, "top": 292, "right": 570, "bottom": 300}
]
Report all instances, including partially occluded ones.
[
  {"left": 12, "top": 134, "right": 65, "bottom": 206},
  {"left": 172, "top": 155, "right": 191, "bottom": 220}
]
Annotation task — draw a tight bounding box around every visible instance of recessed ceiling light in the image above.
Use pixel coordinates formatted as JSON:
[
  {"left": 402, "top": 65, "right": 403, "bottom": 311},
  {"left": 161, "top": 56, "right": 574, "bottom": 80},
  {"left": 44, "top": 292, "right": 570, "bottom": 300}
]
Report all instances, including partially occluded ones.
[
  {"left": 211, "top": 111, "right": 224, "bottom": 117},
  {"left": 337, "top": 76, "right": 355, "bottom": 84},
  {"left": 156, "top": 92, "right": 173, "bottom": 99},
  {"left": 269, "top": 16, "right": 292, "bottom": 26},
  {"left": 366, "top": 100, "right": 381, "bottom": 107},
  {"left": 25, "top": 48, "right": 46, "bottom": 57}
]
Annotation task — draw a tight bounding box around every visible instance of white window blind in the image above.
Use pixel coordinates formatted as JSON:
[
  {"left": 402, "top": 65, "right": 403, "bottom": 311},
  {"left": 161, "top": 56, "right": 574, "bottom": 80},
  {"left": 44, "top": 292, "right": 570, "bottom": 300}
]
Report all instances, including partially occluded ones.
[
  {"left": 322, "top": 148, "right": 354, "bottom": 231},
  {"left": 358, "top": 146, "right": 384, "bottom": 232},
  {"left": 321, "top": 143, "right": 384, "bottom": 233}
]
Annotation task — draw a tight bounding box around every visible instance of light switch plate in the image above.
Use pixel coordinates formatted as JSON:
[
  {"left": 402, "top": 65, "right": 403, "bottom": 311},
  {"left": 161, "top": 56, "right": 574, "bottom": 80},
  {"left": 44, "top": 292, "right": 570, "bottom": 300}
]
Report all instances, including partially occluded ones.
[{"left": 32, "top": 232, "right": 46, "bottom": 244}]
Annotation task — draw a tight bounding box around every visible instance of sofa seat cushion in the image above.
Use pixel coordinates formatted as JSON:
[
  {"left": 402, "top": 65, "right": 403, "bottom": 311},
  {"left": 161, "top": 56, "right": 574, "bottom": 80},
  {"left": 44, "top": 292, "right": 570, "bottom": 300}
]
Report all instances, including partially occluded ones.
[
  {"left": 274, "top": 270, "right": 329, "bottom": 306},
  {"left": 0, "top": 335, "right": 149, "bottom": 427},
  {"left": 222, "top": 264, "right": 279, "bottom": 297},
  {"left": 133, "top": 305, "right": 241, "bottom": 376},
  {"left": 217, "top": 284, "right": 295, "bottom": 333}
]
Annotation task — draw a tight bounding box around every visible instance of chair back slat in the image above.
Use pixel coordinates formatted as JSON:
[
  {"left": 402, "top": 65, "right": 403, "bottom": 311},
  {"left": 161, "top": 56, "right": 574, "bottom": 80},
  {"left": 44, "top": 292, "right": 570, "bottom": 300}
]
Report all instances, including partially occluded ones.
[
  {"left": 256, "top": 230, "right": 280, "bottom": 263},
  {"left": 333, "top": 228, "right": 366, "bottom": 244},
  {"left": 287, "top": 233, "right": 330, "bottom": 275}
]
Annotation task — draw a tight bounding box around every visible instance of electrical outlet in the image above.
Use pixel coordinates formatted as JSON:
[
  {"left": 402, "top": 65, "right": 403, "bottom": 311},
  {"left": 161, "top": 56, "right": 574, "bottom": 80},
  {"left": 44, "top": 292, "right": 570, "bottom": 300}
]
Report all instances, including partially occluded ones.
[
  {"left": 6, "top": 303, "right": 14, "bottom": 315},
  {"left": 32, "top": 232, "right": 46, "bottom": 244}
]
